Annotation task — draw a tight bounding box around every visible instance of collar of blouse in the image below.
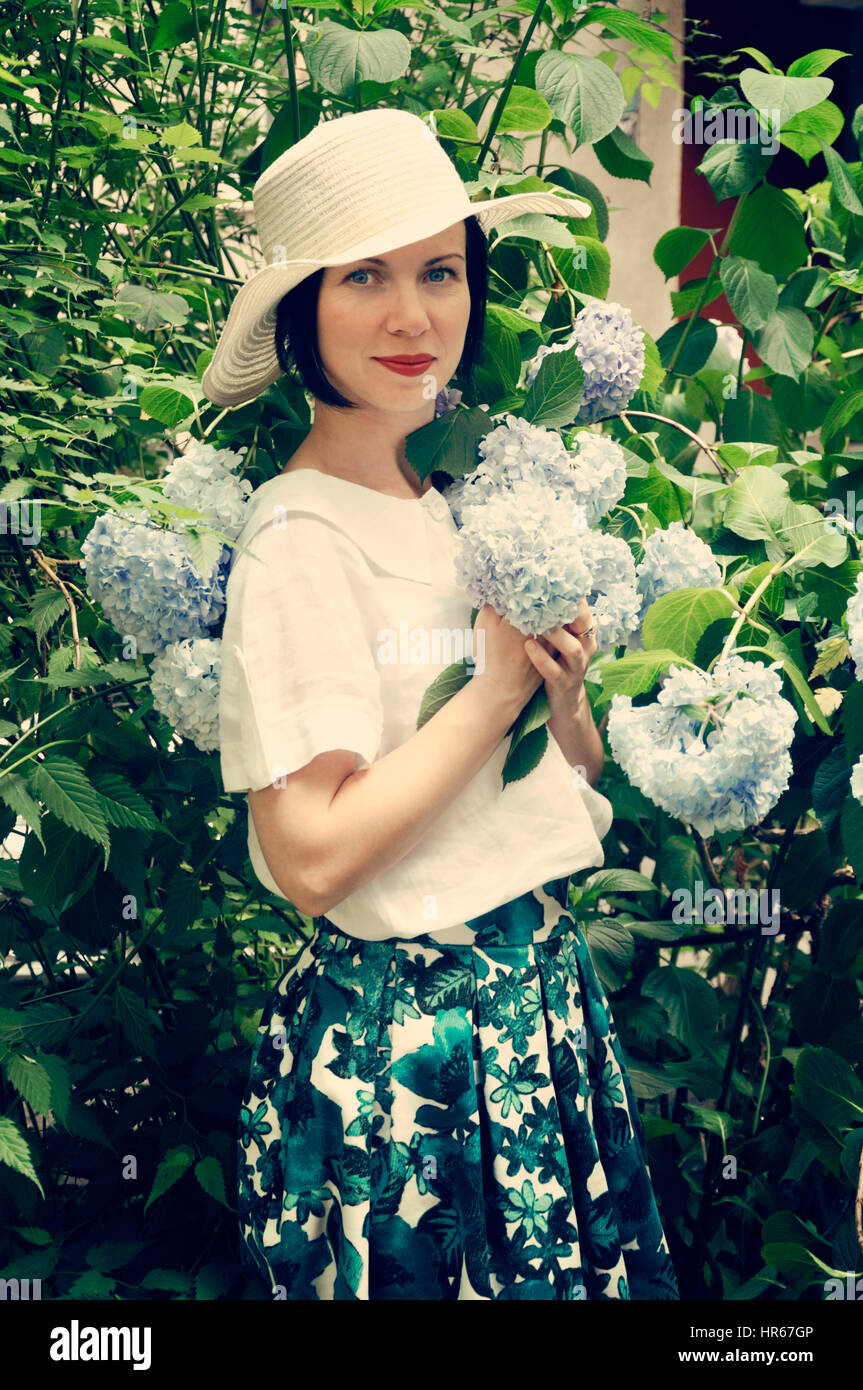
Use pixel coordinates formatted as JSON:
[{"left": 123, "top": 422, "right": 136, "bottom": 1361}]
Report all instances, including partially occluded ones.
[{"left": 229, "top": 469, "right": 453, "bottom": 585}]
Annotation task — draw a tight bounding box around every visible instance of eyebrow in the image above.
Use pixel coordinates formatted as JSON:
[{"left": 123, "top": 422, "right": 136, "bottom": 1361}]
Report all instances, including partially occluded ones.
[{"left": 361, "top": 253, "right": 466, "bottom": 266}]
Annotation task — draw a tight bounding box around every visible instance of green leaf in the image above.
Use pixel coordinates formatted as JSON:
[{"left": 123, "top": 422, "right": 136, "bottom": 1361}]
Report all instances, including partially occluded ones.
[
  {"left": 806, "top": 559, "right": 863, "bottom": 623},
  {"left": 17, "top": 817, "right": 100, "bottom": 911},
  {"left": 553, "top": 237, "right": 610, "bottom": 299},
  {"left": 655, "top": 317, "right": 717, "bottom": 375},
  {"left": 501, "top": 725, "right": 548, "bottom": 785},
  {"left": 787, "top": 49, "right": 851, "bottom": 79},
  {"left": 738, "top": 69, "right": 833, "bottom": 125},
  {"left": 497, "top": 86, "right": 552, "bottom": 134},
  {"left": 163, "top": 867, "right": 203, "bottom": 936},
  {"left": 416, "top": 661, "right": 473, "bottom": 730},
  {"left": 817, "top": 136, "right": 861, "bottom": 215},
  {"left": 68, "top": 1271, "right": 118, "bottom": 1299},
  {"left": 0, "top": 1116, "right": 44, "bottom": 1197},
  {"left": 86, "top": 1240, "right": 147, "bottom": 1272},
  {"left": 0, "top": 773, "right": 44, "bottom": 852},
  {"left": 35, "top": 1051, "right": 71, "bottom": 1126},
  {"left": 581, "top": 868, "right": 657, "bottom": 896},
  {"left": 682, "top": 1101, "right": 735, "bottom": 1148},
  {"left": 598, "top": 648, "right": 686, "bottom": 702},
  {"left": 404, "top": 406, "right": 491, "bottom": 483},
  {"left": 723, "top": 464, "right": 788, "bottom": 543},
  {"left": 195, "top": 1155, "right": 231, "bottom": 1209},
  {"left": 573, "top": 4, "right": 674, "bottom": 59},
  {"left": 144, "top": 1144, "right": 195, "bottom": 1215},
  {"left": 718, "top": 256, "right": 778, "bottom": 334},
  {"left": 792, "top": 1046, "right": 863, "bottom": 1130},
  {"left": 151, "top": 2, "right": 195, "bottom": 50},
  {"left": 303, "top": 21, "right": 411, "bottom": 97},
  {"left": 113, "top": 985, "right": 160, "bottom": 1057},
  {"left": 4, "top": 1054, "right": 52, "bottom": 1115},
  {"left": 30, "top": 757, "right": 110, "bottom": 858},
  {"left": 653, "top": 226, "right": 714, "bottom": 279},
  {"left": 522, "top": 349, "right": 584, "bottom": 427},
  {"left": 821, "top": 389, "right": 863, "bottom": 449},
  {"left": 27, "top": 590, "right": 69, "bottom": 643},
  {"left": 696, "top": 139, "right": 774, "bottom": 202},
  {"left": 431, "top": 108, "right": 479, "bottom": 144},
  {"left": 592, "top": 127, "right": 653, "bottom": 183},
  {"left": 751, "top": 307, "right": 814, "bottom": 379},
  {"left": 641, "top": 587, "right": 736, "bottom": 662},
  {"left": 642, "top": 965, "right": 720, "bottom": 1052},
  {"left": 534, "top": 52, "right": 626, "bottom": 146},
  {"left": 727, "top": 184, "right": 808, "bottom": 282},
  {"left": 138, "top": 386, "right": 194, "bottom": 428},
  {"left": 89, "top": 769, "right": 160, "bottom": 832}
]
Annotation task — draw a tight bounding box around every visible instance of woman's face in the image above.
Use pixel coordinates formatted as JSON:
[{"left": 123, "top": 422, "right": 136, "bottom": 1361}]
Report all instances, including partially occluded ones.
[{"left": 315, "top": 220, "right": 471, "bottom": 414}]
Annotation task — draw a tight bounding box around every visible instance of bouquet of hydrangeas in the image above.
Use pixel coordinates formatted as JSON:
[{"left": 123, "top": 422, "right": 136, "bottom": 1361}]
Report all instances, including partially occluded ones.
[
  {"left": 81, "top": 441, "right": 251, "bottom": 752},
  {"left": 411, "top": 298, "right": 801, "bottom": 828}
]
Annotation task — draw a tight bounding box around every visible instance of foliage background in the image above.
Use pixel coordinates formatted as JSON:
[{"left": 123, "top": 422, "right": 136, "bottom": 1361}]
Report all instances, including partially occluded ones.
[{"left": 0, "top": 0, "right": 861, "bottom": 1301}]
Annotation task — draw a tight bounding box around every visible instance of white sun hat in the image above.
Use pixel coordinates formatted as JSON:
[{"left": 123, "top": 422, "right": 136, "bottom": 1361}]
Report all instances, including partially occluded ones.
[{"left": 201, "top": 106, "right": 592, "bottom": 408}]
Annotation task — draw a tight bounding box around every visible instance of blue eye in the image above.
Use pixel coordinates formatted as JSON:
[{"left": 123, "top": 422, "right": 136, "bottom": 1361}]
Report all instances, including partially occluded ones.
[{"left": 346, "top": 266, "right": 461, "bottom": 286}]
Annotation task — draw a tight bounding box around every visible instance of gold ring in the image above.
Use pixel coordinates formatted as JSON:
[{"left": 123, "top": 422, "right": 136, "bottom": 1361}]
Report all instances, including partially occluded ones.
[{"left": 575, "top": 623, "right": 597, "bottom": 638}]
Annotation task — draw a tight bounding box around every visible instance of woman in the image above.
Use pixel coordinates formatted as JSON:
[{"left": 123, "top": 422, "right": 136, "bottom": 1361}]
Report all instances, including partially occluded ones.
[{"left": 208, "top": 108, "right": 679, "bottom": 1301}]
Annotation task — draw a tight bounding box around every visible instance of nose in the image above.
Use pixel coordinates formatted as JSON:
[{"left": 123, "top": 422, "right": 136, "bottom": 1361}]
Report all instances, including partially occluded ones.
[{"left": 384, "top": 277, "right": 431, "bottom": 337}]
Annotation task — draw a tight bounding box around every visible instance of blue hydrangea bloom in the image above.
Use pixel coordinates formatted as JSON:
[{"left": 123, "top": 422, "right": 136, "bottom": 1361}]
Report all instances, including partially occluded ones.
[
  {"left": 149, "top": 637, "right": 221, "bottom": 752},
  {"left": 845, "top": 571, "right": 863, "bottom": 672},
  {"left": 576, "top": 529, "right": 641, "bottom": 648},
  {"left": 162, "top": 440, "right": 252, "bottom": 541},
  {"left": 635, "top": 521, "right": 723, "bottom": 624},
  {"left": 452, "top": 477, "right": 593, "bottom": 636},
  {"left": 567, "top": 431, "right": 627, "bottom": 524},
  {"left": 607, "top": 655, "right": 798, "bottom": 836},
  {"left": 81, "top": 508, "right": 228, "bottom": 656},
  {"left": 526, "top": 300, "right": 645, "bottom": 423},
  {"left": 443, "top": 415, "right": 625, "bottom": 528}
]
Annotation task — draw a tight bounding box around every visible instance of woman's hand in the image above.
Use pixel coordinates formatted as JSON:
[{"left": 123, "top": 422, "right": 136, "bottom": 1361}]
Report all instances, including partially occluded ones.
[{"left": 523, "top": 598, "right": 598, "bottom": 722}]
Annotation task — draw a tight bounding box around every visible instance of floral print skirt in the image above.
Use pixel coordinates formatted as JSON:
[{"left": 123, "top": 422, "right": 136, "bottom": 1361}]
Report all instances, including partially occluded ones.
[{"left": 236, "top": 874, "right": 680, "bottom": 1300}]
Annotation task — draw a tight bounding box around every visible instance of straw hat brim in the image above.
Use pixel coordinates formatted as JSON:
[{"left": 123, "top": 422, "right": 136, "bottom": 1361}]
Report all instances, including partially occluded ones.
[{"left": 201, "top": 189, "right": 592, "bottom": 408}]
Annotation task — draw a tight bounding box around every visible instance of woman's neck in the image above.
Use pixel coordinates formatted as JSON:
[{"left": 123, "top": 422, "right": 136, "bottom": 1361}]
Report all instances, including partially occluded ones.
[{"left": 282, "top": 400, "right": 433, "bottom": 497}]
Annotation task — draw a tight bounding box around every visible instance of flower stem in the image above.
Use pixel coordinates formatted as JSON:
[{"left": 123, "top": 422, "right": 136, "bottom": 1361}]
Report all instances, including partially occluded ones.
[{"left": 477, "top": 0, "right": 546, "bottom": 169}]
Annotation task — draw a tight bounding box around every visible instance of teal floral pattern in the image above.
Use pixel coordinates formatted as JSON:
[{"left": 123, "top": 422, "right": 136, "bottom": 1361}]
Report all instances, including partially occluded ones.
[{"left": 236, "top": 876, "right": 680, "bottom": 1300}]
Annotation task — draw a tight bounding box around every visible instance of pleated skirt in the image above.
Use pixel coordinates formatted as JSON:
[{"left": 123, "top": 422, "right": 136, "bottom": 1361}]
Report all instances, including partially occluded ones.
[{"left": 236, "top": 874, "right": 680, "bottom": 1300}]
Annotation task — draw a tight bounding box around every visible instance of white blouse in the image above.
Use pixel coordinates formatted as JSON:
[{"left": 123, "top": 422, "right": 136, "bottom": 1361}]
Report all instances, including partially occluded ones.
[{"left": 218, "top": 468, "right": 614, "bottom": 941}]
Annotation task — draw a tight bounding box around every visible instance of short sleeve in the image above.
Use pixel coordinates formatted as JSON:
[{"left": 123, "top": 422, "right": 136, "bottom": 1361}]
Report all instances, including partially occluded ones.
[{"left": 218, "top": 514, "right": 384, "bottom": 793}]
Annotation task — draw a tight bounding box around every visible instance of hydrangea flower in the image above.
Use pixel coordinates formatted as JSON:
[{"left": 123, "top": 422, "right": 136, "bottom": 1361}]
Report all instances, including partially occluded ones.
[
  {"left": 525, "top": 300, "right": 645, "bottom": 423},
  {"left": 452, "top": 476, "right": 592, "bottom": 636},
  {"left": 442, "top": 415, "right": 571, "bottom": 525},
  {"left": 635, "top": 521, "right": 722, "bottom": 624},
  {"left": 81, "top": 508, "right": 228, "bottom": 655},
  {"left": 576, "top": 529, "right": 641, "bottom": 648},
  {"left": 567, "top": 431, "right": 627, "bottom": 525},
  {"left": 845, "top": 571, "right": 863, "bottom": 671},
  {"left": 149, "top": 637, "right": 221, "bottom": 752},
  {"left": 851, "top": 753, "right": 863, "bottom": 806},
  {"left": 443, "top": 415, "right": 625, "bottom": 528},
  {"left": 607, "top": 655, "right": 798, "bottom": 836},
  {"left": 161, "top": 440, "right": 252, "bottom": 542},
  {"left": 434, "top": 386, "right": 462, "bottom": 419}
]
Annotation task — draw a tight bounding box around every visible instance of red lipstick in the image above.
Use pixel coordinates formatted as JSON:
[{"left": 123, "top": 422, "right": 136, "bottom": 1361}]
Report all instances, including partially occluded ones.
[{"left": 373, "top": 354, "right": 436, "bottom": 377}]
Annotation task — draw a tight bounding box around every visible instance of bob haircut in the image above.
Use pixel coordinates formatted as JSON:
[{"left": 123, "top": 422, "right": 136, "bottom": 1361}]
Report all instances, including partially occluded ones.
[{"left": 274, "top": 214, "right": 487, "bottom": 409}]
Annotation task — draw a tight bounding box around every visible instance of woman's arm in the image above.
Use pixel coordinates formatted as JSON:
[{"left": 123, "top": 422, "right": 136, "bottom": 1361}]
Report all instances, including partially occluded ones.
[
  {"left": 250, "top": 676, "right": 526, "bottom": 917},
  {"left": 547, "top": 690, "right": 605, "bottom": 787}
]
